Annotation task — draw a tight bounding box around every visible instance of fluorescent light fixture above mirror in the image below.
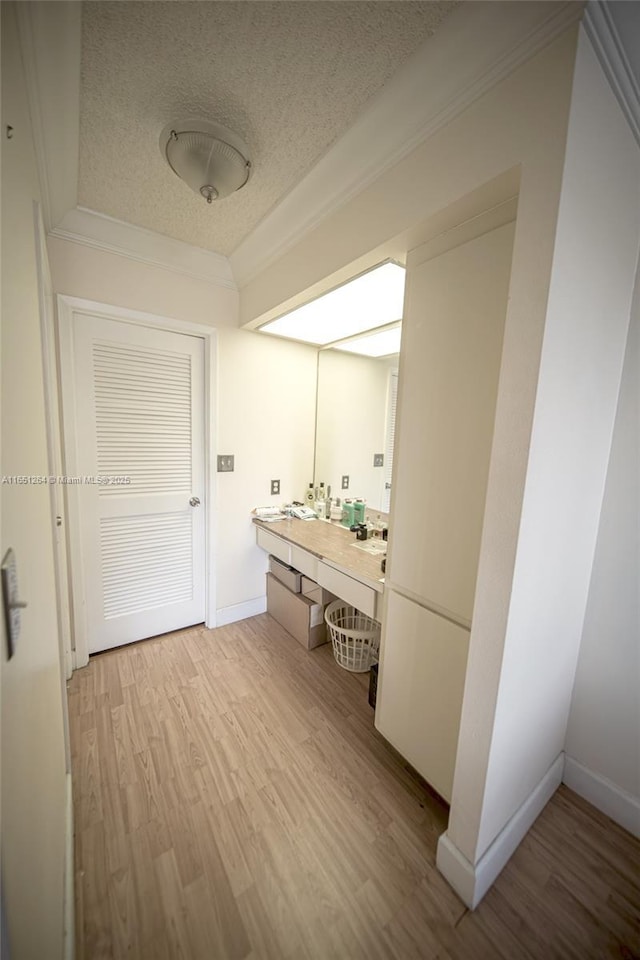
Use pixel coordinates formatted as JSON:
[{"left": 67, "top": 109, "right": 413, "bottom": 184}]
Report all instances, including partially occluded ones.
[
  {"left": 259, "top": 261, "right": 405, "bottom": 345},
  {"left": 333, "top": 324, "right": 402, "bottom": 358}
]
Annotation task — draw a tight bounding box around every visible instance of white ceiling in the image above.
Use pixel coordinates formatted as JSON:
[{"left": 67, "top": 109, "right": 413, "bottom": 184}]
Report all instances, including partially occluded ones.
[{"left": 78, "top": 1, "right": 458, "bottom": 257}]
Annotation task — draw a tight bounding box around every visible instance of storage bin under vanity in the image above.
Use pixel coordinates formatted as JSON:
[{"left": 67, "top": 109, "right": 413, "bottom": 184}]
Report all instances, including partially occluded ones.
[{"left": 266, "top": 555, "right": 337, "bottom": 650}]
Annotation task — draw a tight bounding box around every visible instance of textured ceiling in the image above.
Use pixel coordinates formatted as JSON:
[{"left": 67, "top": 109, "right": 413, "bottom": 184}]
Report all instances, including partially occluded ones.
[{"left": 78, "top": 1, "right": 457, "bottom": 256}]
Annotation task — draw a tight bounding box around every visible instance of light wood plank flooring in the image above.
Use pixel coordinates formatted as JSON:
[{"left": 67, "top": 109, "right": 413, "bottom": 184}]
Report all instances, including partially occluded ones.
[{"left": 68, "top": 615, "right": 640, "bottom": 959}]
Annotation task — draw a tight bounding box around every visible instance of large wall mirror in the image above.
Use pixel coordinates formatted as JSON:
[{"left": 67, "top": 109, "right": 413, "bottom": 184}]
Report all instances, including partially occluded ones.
[
  {"left": 258, "top": 259, "right": 405, "bottom": 515},
  {"left": 314, "top": 347, "right": 399, "bottom": 514}
]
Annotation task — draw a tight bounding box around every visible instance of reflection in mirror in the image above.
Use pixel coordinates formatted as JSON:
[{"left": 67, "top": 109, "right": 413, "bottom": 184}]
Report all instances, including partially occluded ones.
[{"left": 315, "top": 348, "right": 399, "bottom": 514}]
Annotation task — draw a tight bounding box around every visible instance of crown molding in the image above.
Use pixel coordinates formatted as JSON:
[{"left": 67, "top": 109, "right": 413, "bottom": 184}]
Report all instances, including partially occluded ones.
[
  {"left": 16, "top": 1, "right": 234, "bottom": 289},
  {"left": 49, "top": 207, "right": 236, "bottom": 290},
  {"left": 230, "top": 1, "right": 583, "bottom": 287},
  {"left": 15, "top": 1, "right": 81, "bottom": 231},
  {"left": 583, "top": 1, "right": 640, "bottom": 147}
]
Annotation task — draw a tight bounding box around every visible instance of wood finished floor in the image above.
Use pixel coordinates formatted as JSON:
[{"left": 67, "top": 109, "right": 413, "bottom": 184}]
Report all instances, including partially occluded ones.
[{"left": 68, "top": 615, "right": 640, "bottom": 960}]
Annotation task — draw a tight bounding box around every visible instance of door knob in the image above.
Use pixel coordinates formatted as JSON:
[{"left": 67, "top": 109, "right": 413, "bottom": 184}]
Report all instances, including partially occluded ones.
[{"left": 189, "top": 496, "right": 201, "bottom": 507}]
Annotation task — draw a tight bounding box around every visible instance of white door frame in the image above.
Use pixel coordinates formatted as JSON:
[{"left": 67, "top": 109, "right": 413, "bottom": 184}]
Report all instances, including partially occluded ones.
[
  {"left": 33, "top": 205, "right": 74, "bottom": 686},
  {"left": 57, "top": 295, "right": 218, "bottom": 669}
]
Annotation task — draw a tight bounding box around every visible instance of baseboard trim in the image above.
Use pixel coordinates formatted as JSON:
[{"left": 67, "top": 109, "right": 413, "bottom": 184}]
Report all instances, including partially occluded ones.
[
  {"left": 216, "top": 596, "right": 267, "bottom": 626},
  {"left": 563, "top": 755, "right": 640, "bottom": 838},
  {"left": 437, "top": 753, "right": 563, "bottom": 908},
  {"left": 64, "top": 772, "right": 75, "bottom": 960}
]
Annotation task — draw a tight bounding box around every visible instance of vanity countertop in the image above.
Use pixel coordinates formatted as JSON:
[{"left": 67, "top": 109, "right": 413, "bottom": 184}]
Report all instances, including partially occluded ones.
[{"left": 253, "top": 517, "right": 385, "bottom": 592}]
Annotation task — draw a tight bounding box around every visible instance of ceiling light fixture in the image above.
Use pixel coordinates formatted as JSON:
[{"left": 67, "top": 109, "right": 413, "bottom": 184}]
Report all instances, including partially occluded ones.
[
  {"left": 159, "top": 118, "right": 251, "bottom": 204},
  {"left": 259, "top": 262, "right": 405, "bottom": 345},
  {"left": 332, "top": 323, "right": 402, "bottom": 358}
]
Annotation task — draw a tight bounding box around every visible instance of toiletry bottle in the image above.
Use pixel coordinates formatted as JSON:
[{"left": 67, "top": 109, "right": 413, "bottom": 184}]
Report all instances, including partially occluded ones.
[
  {"left": 353, "top": 499, "right": 366, "bottom": 524},
  {"left": 330, "top": 497, "right": 342, "bottom": 522},
  {"left": 305, "top": 483, "right": 315, "bottom": 508},
  {"left": 324, "top": 484, "right": 332, "bottom": 519},
  {"left": 341, "top": 500, "right": 355, "bottom": 528},
  {"left": 316, "top": 482, "right": 327, "bottom": 518}
]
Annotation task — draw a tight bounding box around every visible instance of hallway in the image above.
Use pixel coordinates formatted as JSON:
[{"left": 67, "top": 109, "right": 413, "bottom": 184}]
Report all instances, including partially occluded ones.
[{"left": 68, "top": 616, "right": 640, "bottom": 959}]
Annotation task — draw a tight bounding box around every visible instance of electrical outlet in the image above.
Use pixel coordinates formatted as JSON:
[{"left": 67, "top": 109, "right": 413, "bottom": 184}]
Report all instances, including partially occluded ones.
[
  {"left": 271, "top": 479, "right": 280, "bottom": 496},
  {"left": 341, "top": 474, "right": 349, "bottom": 490},
  {"left": 217, "top": 454, "right": 234, "bottom": 472},
  {"left": 373, "top": 453, "right": 384, "bottom": 467}
]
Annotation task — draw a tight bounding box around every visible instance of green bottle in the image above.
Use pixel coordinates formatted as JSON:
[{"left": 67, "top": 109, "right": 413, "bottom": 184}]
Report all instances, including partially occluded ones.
[{"left": 341, "top": 500, "right": 355, "bottom": 527}]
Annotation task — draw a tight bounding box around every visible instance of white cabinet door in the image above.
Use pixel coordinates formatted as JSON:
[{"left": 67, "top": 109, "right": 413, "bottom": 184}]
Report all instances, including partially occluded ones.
[
  {"left": 375, "top": 591, "right": 470, "bottom": 802},
  {"left": 70, "top": 314, "right": 206, "bottom": 653},
  {"left": 390, "top": 221, "right": 514, "bottom": 624}
]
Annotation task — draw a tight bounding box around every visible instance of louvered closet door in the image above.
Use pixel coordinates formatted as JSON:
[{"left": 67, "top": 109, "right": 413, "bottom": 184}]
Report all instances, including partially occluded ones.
[{"left": 72, "top": 315, "right": 205, "bottom": 653}]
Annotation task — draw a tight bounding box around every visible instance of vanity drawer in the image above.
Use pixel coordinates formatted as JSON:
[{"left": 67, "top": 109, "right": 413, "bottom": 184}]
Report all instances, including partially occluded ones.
[
  {"left": 256, "top": 527, "right": 290, "bottom": 564},
  {"left": 290, "top": 545, "right": 318, "bottom": 581},
  {"left": 317, "top": 561, "right": 377, "bottom": 620}
]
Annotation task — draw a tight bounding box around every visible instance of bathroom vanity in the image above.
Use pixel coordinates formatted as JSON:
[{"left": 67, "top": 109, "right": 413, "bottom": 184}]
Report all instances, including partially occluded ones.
[{"left": 253, "top": 517, "right": 384, "bottom": 621}]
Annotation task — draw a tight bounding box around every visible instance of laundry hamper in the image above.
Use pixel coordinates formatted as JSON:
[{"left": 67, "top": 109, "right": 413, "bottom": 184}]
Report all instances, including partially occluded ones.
[{"left": 324, "top": 600, "right": 381, "bottom": 673}]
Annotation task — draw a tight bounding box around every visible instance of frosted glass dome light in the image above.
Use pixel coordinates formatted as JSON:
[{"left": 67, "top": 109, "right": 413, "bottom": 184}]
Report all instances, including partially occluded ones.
[{"left": 160, "top": 119, "right": 252, "bottom": 203}]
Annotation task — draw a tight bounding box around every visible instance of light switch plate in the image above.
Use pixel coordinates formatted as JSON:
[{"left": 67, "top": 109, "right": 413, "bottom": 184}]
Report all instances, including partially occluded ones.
[
  {"left": 271, "top": 479, "right": 280, "bottom": 495},
  {"left": 217, "top": 454, "right": 234, "bottom": 472},
  {"left": 373, "top": 453, "right": 384, "bottom": 467},
  {"left": 341, "top": 475, "right": 349, "bottom": 490}
]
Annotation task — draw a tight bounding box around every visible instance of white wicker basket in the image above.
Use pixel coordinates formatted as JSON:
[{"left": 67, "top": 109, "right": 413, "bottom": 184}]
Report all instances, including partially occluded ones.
[{"left": 324, "top": 600, "right": 381, "bottom": 673}]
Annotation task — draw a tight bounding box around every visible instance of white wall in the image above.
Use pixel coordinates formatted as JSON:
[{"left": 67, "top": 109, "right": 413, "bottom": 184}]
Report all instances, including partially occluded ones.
[
  {"left": 48, "top": 235, "right": 239, "bottom": 330},
  {"left": 564, "top": 268, "right": 640, "bottom": 836},
  {"left": 47, "top": 237, "right": 318, "bottom": 624},
  {"left": 447, "top": 25, "right": 640, "bottom": 890},
  {"left": 1, "top": 5, "right": 69, "bottom": 956},
  {"left": 315, "top": 351, "right": 394, "bottom": 511},
  {"left": 215, "top": 326, "right": 318, "bottom": 619}
]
